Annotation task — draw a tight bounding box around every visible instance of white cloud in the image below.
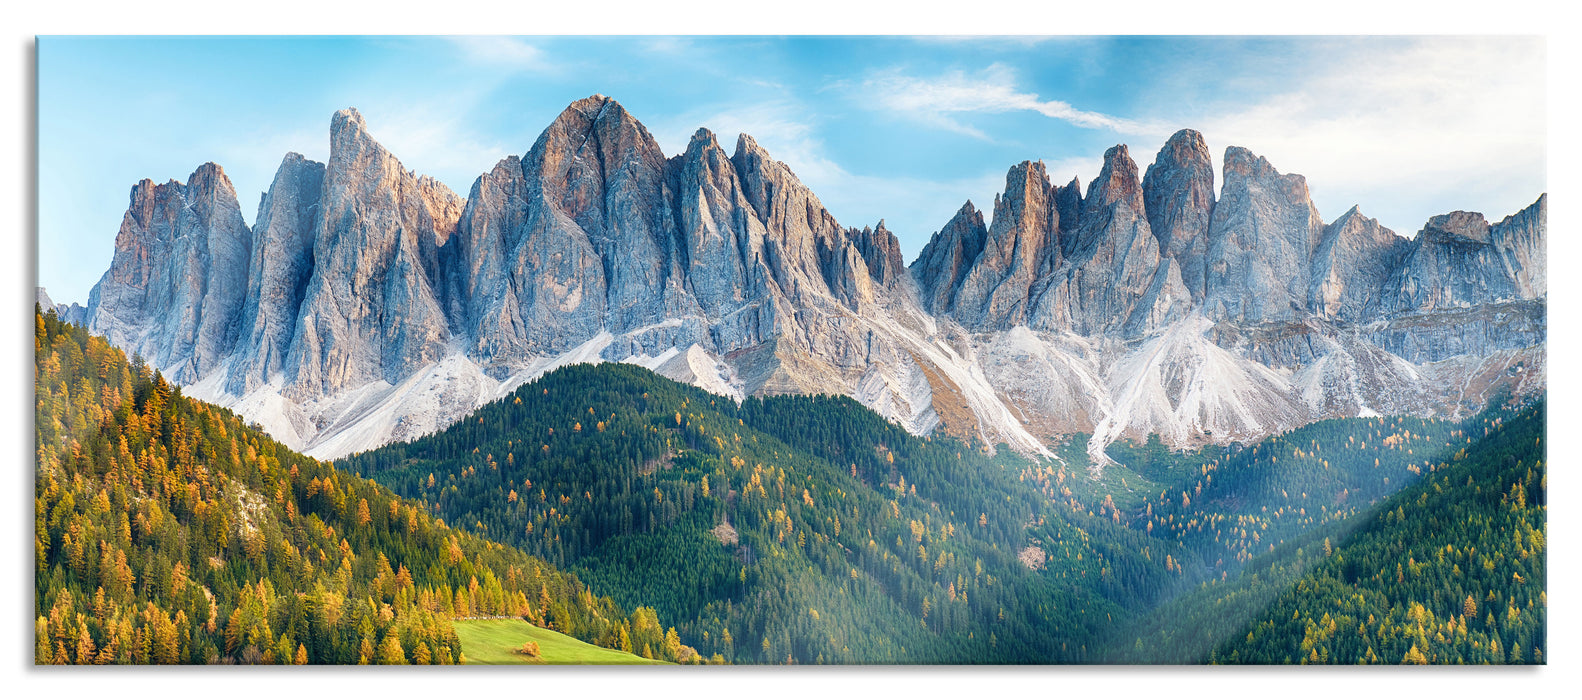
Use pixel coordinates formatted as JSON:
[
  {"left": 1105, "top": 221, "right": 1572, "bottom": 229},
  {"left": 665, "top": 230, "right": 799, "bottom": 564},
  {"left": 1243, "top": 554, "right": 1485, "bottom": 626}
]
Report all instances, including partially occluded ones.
[
  {"left": 1188, "top": 37, "right": 1545, "bottom": 233},
  {"left": 859, "top": 63, "right": 1165, "bottom": 139},
  {"left": 447, "top": 36, "right": 555, "bottom": 73}
]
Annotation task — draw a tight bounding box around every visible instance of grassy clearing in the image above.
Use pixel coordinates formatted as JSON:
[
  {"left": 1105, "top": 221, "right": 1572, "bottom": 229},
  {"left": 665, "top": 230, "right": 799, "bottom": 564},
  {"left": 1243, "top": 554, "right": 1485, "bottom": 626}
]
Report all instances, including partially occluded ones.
[{"left": 452, "top": 618, "right": 668, "bottom": 665}]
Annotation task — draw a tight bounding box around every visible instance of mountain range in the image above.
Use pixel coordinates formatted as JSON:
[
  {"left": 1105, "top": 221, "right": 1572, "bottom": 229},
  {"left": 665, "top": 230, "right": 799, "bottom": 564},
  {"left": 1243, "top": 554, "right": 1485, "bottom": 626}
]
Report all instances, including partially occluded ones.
[{"left": 63, "top": 95, "right": 1546, "bottom": 463}]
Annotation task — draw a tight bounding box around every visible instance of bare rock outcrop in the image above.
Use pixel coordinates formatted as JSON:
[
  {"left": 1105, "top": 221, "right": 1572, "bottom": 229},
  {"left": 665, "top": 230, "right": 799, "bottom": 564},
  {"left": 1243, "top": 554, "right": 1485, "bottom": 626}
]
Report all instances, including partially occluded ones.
[
  {"left": 86, "top": 163, "right": 251, "bottom": 384},
  {"left": 284, "top": 108, "right": 463, "bottom": 400},
  {"left": 1202, "top": 146, "right": 1325, "bottom": 324},
  {"left": 1308, "top": 206, "right": 1410, "bottom": 322},
  {"left": 1142, "top": 129, "right": 1214, "bottom": 302},
  {"left": 227, "top": 152, "right": 325, "bottom": 394}
]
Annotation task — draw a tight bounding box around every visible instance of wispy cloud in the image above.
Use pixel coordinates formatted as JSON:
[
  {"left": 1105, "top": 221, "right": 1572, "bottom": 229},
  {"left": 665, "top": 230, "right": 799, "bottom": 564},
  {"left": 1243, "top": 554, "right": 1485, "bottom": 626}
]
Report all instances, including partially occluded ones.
[
  {"left": 446, "top": 36, "right": 555, "bottom": 73},
  {"left": 1188, "top": 37, "right": 1545, "bottom": 231},
  {"left": 858, "top": 63, "right": 1163, "bottom": 139}
]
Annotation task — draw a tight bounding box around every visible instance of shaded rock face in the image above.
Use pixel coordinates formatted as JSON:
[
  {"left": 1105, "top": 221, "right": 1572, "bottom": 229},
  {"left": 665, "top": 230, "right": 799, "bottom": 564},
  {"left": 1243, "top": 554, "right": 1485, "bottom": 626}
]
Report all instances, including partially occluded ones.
[
  {"left": 1382, "top": 211, "right": 1517, "bottom": 313},
  {"left": 1142, "top": 129, "right": 1214, "bottom": 302},
  {"left": 1491, "top": 194, "right": 1546, "bottom": 299},
  {"left": 949, "top": 160, "right": 1058, "bottom": 329},
  {"left": 227, "top": 153, "right": 325, "bottom": 394},
  {"left": 1202, "top": 146, "right": 1325, "bottom": 324},
  {"left": 80, "top": 95, "right": 1545, "bottom": 464},
  {"left": 284, "top": 108, "right": 464, "bottom": 400},
  {"left": 1028, "top": 144, "right": 1189, "bottom": 337},
  {"left": 1308, "top": 207, "right": 1410, "bottom": 322},
  {"left": 911, "top": 201, "right": 987, "bottom": 315},
  {"left": 1360, "top": 195, "right": 1547, "bottom": 364},
  {"left": 87, "top": 163, "right": 251, "bottom": 384}
]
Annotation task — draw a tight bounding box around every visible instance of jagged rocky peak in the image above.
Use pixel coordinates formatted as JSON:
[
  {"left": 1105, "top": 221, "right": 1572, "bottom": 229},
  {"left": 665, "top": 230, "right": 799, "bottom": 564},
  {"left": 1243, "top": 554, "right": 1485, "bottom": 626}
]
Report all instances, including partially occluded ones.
[
  {"left": 670, "top": 125, "right": 766, "bottom": 318},
  {"left": 227, "top": 152, "right": 326, "bottom": 394},
  {"left": 283, "top": 108, "right": 463, "bottom": 400},
  {"left": 730, "top": 131, "right": 845, "bottom": 250},
  {"left": 946, "top": 160, "right": 1057, "bottom": 328},
  {"left": 1142, "top": 128, "right": 1214, "bottom": 302},
  {"left": 1308, "top": 205, "right": 1409, "bottom": 322},
  {"left": 1030, "top": 143, "right": 1188, "bottom": 337},
  {"left": 524, "top": 94, "right": 677, "bottom": 333},
  {"left": 1088, "top": 144, "right": 1142, "bottom": 204},
  {"left": 910, "top": 201, "right": 988, "bottom": 315},
  {"left": 853, "top": 220, "right": 906, "bottom": 287},
  {"left": 1378, "top": 201, "right": 1536, "bottom": 315},
  {"left": 1202, "top": 145, "right": 1324, "bottom": 324},
  {"left": 1491, "top": 194, "right": 1546, "bottom": 299},
  {"left": 726, "top": 130, "right": 855, "bottom": 313},
  {"left": 444, "top": 153, "right": 531, "bottom": 361},
  {"left": 87, "top": 162, "right": 251, "bottom": 385},
  {"left": 529, "top": 94, "right": 670, "bottom": 210}
]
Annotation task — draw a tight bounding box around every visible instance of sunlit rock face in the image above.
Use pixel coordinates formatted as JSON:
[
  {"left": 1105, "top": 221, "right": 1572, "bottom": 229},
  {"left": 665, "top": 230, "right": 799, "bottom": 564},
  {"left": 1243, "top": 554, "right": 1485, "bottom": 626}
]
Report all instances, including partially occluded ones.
[
  {"left": 88, "top": 162, "right": 252, "bottom": 385},
  {"left": 83, "top": 96, "right": 1545, "bottom": 463}
]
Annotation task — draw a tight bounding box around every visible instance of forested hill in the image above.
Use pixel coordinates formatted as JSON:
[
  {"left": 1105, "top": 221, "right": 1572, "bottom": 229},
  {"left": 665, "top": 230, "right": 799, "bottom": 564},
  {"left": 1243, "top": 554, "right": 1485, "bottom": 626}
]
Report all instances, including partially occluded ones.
[
  {"left": 33, "top": 308, "right": 699, "bottom": 665},
  {"left": 1210, "top": 401, "right": 1545, "bottom": 664},
  {"left": 342, "top": 359, "right": 1545, "bottom": 665},
  {"left": 343, "top": 362, "right": 1164, "bottom": 663}
]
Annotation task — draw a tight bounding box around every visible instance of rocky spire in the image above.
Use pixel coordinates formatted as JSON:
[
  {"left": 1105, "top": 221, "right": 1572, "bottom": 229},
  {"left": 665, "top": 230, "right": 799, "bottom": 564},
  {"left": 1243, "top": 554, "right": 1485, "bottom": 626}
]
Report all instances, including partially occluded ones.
[
  {"left": 1030, "top": 144, "right": 1188, "bottom": 336},
  {"left": 667, "top": 126, "right": 774, "bottom": 347},
  {"left": 1052, "top": 176, "right": 1084, "bottom": 256},
  {"left": 445, "top": 155, "right": 531, "bottom": 361},
  {"left": 1202, "top": 146, "right": 1325, "bottom": 323},
  {"left": 910, "top": 201, "right": 988, "bottom": 315},
  {"left": 730, "top": 132, "right": 851, "bottom": 306},
  {"left": 1142, "top": 129, "right": 1214, "bottom": 302},
  {"left": 948, "top": 160, "right": 1057, "bottom": 328},
  {"left": 284, "top": 108, "right": 463, "bottom": 400},
  {"left": 854, "top": 220, "right": 906, "bottom": 287},
  {"left": 1379, "top": 209, "right": 1523, "bottom": 313},
  {"left": 1307, "top": 205, "right": 1409, "bottom": 322},
  {"left": 532, "top": 95, "right": 678, "bottom": 330},
  {"left": 87, "top": 162, "right": 251, "bottom": 384},
  {"left": 227, "top": 152, "right": 325, "bottom": 394}
]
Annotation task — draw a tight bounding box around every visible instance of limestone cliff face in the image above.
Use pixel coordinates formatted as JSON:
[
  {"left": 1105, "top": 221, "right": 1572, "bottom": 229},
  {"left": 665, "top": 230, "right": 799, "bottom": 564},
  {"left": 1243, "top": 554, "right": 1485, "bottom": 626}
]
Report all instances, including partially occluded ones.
[
  {"left": 284, "top": 108, "right": 463, "bottom": 400},
  {"left": 910, "top": 201, "right": 988, "bottom": 316},
  {"left": 78, "top": 97, "right": 1546, "bottom": 463},
  {"left": 1365, "top": 195, "right": 1547, "bottom": 363},
  {"left": 1491, "top": 194, "right": 1546, "bottom": 300},
  {"left": 1382, "top": 210, "right": 1520, "bottom": 313},
  {"left": 86, "top": 163, "right": 251, "bottom": 384},
  {"left": 1202, "top": 146, "right": 1325, "bottom": 324},
  {"left": 1027, "top": 144, "right": 1189, "bottom": 338},
  {"left": 1307, "top": 206, "right": 1410, "bottom": 322},
  {"left": 1142, "top": 129, "right": 1214, "bottom": 302},
  {"left": 227, "top": 153, "right": 325, "bottom": 394},
  {"left": 948, "top": 160, "right": 1058, "bottom": 329}
]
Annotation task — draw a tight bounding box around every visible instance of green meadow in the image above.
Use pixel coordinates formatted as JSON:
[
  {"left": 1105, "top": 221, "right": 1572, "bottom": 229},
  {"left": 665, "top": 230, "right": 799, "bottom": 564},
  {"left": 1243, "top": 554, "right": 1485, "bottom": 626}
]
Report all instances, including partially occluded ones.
[{"left": 452, "top": 619, "right": 669, "bottom": 665}]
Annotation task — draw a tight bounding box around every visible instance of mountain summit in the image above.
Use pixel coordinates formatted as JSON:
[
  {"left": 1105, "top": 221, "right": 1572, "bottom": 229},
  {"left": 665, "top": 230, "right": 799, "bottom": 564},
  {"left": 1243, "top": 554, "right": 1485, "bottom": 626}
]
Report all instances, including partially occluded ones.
[{"left": 81, "top": 99, "right": 1546, "bottom": 463}]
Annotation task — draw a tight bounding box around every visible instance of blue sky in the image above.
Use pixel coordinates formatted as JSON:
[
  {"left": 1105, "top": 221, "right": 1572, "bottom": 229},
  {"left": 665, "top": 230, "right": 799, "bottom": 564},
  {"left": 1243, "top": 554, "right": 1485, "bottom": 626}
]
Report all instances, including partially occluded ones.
[{"left": 37, "top": 35, "right": 1545, "bottom": 305}]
